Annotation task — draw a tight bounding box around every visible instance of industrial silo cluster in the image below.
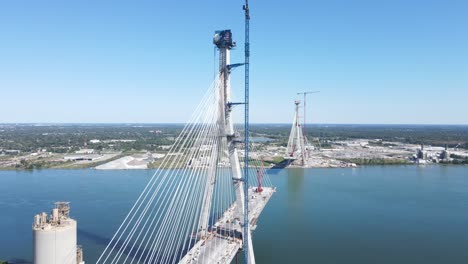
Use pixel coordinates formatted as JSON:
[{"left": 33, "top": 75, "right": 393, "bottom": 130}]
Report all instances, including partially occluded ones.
[{"left": 32, "top": 202, "right": 85, "bottom": 264}]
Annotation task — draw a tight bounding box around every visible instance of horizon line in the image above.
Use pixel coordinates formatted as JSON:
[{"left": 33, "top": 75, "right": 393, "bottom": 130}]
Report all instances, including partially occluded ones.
[{"left": 1, "top": 122, "right": 468, "bottom": 126}]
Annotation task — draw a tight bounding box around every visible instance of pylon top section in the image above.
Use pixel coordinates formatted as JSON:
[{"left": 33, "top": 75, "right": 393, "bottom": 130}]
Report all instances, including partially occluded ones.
[{"left": 213, "top": 30, "right": 236, "bottom": 49}]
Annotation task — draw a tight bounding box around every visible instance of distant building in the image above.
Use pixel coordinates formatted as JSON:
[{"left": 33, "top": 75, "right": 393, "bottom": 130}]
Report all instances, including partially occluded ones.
[
  {"left": 416, "top": 159, "right": 427, "bottom": 164},
  {"left": 75, "top": 149, "right": 95, "bottom": 154},
  {"left": 89, "top": 139, "right": 101, "bottom": 144},
  {"left": 416, "top": 144, "right": 427, "bottom": 160},
  {"left": 4, "top": 149, "right": 21, "bottom": 155},
  {"left": 160, "top": 145, "right": 173, "bottom": 150},
  {"left": 64, "top": 154, "right": 102, "bottom": 161},
  {"left": 103, "top": 139, "right": 136, "bottom": 143},
  {"left": 440, "top": 145, "right": 451, "bottom": 161}
]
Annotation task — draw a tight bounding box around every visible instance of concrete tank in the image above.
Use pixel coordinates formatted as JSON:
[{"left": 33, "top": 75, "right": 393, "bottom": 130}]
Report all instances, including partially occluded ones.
[
  {"left": 33, "top": 202, "right": 83, "bottom": 264},
  {"left": 33, "top": 219, "right": 77, "bottom": 264}
]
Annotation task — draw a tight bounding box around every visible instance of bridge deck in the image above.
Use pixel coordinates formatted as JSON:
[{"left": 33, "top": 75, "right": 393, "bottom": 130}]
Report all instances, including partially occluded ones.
[{"left": 179, "top": 187, "right": 275, "bottom": 264}]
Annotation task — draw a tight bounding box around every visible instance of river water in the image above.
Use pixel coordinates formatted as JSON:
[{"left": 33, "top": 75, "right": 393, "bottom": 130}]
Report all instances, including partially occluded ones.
[{"left": 1, "top": 166, "right": 467, "bottom": 263}]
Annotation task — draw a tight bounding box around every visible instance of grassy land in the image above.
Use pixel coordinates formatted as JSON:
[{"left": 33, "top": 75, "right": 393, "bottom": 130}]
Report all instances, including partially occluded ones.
[
  {"left": 148, "top": 154, "right": 188, "bottom": 169},
  {"left": 3, "top": 152, "right": 133, "bottom": 170},
  {"left": 53, "top": 153, "right": 128, "bottom": 169},
  {"left": 261, "top": 156, "right": 285, "bottom": 166}
]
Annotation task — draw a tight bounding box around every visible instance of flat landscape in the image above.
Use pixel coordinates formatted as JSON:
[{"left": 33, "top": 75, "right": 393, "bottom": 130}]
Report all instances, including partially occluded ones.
[{"left": 1, "top": 124, "right": 467, "bottom": 170}]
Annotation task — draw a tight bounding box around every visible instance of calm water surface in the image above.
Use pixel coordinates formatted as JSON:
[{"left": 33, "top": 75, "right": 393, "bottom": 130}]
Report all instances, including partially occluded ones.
[{"left": 1, "top": 166, "right": 468, "bottom": 263}]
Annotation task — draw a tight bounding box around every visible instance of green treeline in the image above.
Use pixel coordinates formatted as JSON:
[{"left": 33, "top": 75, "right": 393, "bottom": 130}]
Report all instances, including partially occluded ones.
[
  {"left": 250, "top": 124, "right": 468, "bottom": 149},
  {"left": 1, "top": 124, "right": 467, "bottom": 157},
  {"left": 0, "top": 125, "right": 179, "bottom": 153}
]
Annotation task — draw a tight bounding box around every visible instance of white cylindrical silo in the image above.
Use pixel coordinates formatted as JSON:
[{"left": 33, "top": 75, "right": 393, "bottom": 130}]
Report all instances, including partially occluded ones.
[
  {"left": 33, "top": 218, "right": 77, "bottom": 264},
  {"left": 41, "top": 212, "right": 47, "bottom": 224},
  {"left": 34, "top": 215, "right": 41, "bottom": 227},
  {"left": 52, "top": 208, "right": 59, "bottom": 222},
  {"left": 33, "top": 202, "right": 80, "bottom": 264}
]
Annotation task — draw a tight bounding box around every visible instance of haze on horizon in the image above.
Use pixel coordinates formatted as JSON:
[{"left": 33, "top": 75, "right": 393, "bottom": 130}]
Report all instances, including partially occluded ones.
[{"left": 1, "top": 0, "right": 467, "bottom": 125}]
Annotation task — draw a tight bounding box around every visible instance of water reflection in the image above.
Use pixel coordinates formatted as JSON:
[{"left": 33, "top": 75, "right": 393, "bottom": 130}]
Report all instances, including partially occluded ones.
[
  {"left": 287, "top": 168, "right": 305, "bottom": 229},
  {"left": 3, "top": 167, "right": 468, "bottom": 263},
  {"left": 287, "top": 168, "right": 305, "bottom": 195}
]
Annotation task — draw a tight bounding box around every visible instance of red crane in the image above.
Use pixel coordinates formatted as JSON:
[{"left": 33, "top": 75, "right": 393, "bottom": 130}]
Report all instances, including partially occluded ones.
[{"left": 256, "top": 169, "right": 263, "bottom": 193}]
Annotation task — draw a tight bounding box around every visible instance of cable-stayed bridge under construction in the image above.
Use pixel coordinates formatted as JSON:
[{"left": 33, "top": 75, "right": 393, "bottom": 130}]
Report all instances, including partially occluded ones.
[{"left": 96, "top": 26, "right": 275, "bottom": 264}]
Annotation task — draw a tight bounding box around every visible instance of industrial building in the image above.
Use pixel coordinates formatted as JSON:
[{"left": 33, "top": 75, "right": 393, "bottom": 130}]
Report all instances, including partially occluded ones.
[{"left": 33, "top": 202, "right": 85, "bottom": 264}]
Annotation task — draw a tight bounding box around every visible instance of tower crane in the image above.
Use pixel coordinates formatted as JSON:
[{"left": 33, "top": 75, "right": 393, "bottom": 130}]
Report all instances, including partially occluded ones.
[{"left": 297, "top": 91, "right": 320, "bottom": 151}]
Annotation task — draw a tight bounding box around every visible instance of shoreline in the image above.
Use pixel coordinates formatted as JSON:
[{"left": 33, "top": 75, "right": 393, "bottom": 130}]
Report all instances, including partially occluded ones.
[{"left": 1, "top": 162, "right": 466, "bottom": 172}]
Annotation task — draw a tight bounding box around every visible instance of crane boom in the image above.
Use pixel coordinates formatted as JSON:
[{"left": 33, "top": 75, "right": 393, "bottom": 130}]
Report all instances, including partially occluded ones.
[
  {"left": 243, "top": 0, "right": 252, "bottom": 263},
  {"left": 296, "top": 91, "right": 320, "bottom": 152}
]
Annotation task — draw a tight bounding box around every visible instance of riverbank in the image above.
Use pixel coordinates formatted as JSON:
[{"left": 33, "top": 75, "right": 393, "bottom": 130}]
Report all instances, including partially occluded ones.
[
  {"left": 2, "top": 137, "right": 468, "bottom": 171},
  {"left": 96, "top": 153, "right": 165, "bottom": 170},
  {"left": 0, "top": 152, "right": 166, "bottom": 171},
  {"left": 1, "top": 159, "right": 466, "bottom": 171}
]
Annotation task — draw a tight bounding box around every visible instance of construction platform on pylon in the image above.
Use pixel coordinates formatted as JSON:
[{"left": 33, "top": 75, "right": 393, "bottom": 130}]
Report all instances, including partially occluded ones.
[{"left": 179, "top": 187, "right": 275, "bottom": 264}]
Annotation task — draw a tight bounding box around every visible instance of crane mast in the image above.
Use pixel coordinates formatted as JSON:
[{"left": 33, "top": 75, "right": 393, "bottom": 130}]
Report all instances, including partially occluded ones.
[
  {"left": 297, "top": 91, "right": 320, "bottom": 155},
  {"left": 243, "top": 0, "right": 252, "bottom": 263}
]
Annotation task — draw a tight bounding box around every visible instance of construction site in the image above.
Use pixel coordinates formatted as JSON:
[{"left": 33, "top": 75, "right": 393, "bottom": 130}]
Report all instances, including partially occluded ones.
[{"left": 272, "top": 95, "right": 468, "bottom": 168}]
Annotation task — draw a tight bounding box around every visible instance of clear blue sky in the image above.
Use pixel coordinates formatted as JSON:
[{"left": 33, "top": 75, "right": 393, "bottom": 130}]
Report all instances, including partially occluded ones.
[{"left": 1, "top": 0, "right": 467, "bottom": 124}]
